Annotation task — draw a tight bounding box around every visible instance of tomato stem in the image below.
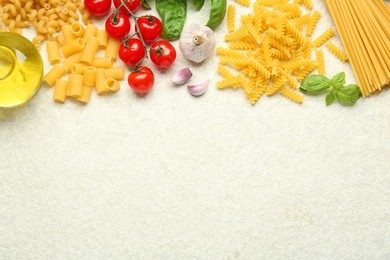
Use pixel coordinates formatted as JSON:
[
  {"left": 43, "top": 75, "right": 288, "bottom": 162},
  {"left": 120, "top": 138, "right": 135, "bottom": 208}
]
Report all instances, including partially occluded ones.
[{"left": 119, "top": 0, "right": 148, "bottom": 65}]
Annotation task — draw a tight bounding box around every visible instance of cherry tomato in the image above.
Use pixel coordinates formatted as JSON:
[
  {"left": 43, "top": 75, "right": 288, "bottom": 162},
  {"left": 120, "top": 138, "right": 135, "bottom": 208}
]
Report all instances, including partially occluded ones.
[
  {"left": 113, "top": 0, "right": 141, "bottom": 15},
  {"left": 118, "top": 38, "right": 146, "bottom": 68},
  {"left": 128, "top": 66, "right": 154, "bottom": 94},
  {"left": 136, "top": 16, "right": 163, "bottom": 45},
  {"left": 84, "top": 0, "right": 111, "bottom": 16},
  {"left": 105, "top": 13, "right": 131, "bottom": 41},
  {"left": 149, "top": 40, "right": 177, "bottom": 69}
]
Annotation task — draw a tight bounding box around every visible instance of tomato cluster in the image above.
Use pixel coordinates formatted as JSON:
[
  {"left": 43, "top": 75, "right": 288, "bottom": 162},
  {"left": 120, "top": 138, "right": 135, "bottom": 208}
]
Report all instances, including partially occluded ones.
[{"left": 84, "top": 0, "right": 177, "bottom": 95}]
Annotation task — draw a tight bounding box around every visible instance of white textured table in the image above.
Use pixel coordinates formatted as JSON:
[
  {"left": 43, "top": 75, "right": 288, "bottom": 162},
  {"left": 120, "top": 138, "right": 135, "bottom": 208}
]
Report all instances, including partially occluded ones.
[{"left": 1, "top": 1, "right": 389, "bottom": 259}]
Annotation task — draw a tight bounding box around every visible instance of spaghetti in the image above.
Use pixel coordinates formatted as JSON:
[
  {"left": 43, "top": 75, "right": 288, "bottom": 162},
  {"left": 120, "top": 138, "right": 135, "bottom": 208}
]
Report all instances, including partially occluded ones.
[{"left": 324, "top": 0, "right": 390, "bottom": 97}]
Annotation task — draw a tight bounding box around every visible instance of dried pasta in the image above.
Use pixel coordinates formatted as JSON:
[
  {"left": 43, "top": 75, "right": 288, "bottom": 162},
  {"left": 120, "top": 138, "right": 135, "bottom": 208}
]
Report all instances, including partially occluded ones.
[
  {"left": 42, "top": 22, "right": 123, "bottom": 104},
  {"left": 217, "top": 0, "right": 328, "bottom": 105},
  {"left": 235, "top": 0, "right": 250, "bottom": 7},
  {"left": 227, "top": 5, "right": 235, "bottom": 33},
  {"left": 325, "top": 41, "right": 348, "bottom": 62},
  {"left": 312, "top": 28, "right": 335, "bottom": 48},
  {"left": 316, "top": 49, "right": 325, "bottom": 75},
  {"left": 324, "top": 0, "right": 390, "bottom": 96}
]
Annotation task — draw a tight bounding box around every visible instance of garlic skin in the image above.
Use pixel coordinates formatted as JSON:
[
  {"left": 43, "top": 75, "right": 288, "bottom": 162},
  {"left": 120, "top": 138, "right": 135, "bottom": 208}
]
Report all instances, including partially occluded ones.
[
  {"left": 187, "top": 80, "right": 209, "bottom": 97},
  {"left": 179, "top": 24, "right": 216, "bottom": 63},
  {"left": 170, "top": 68, "right": 193, "bottom": 85}
]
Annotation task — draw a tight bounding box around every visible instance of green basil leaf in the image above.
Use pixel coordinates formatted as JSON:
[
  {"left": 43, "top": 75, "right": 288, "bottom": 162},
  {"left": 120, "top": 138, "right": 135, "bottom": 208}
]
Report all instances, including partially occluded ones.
[
  {"left": 299, "top": 74, "right": 331, "bottom": 95},
  {"left": 325, "top": 90, "right": 336, "bottom": 106},
  {"left": 192, "top": 0, "right": 205, "bottom": 10},
  {"left": 157, "top": 0, "right": 187, "bottom": 40},
  {"left": 206, "top": 0, "right": 227, "bottom": 30},
  {"left": 331, "top": 72, "right": 346, "bottom": 88},
  {"left": 334, "top": 84, "right": 361, "bottom": 106},
  {"left": 140, "top": 0, "right": 151, "bottom": 10}
]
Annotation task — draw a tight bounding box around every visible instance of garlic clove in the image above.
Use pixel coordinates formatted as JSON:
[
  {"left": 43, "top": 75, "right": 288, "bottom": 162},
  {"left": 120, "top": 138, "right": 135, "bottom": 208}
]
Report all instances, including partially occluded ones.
[
  {"left": 170, "top": 68, "right": 193, "bottom": 86},
  {"left": 187, "top": 80, "right": 209, "bottom": 97}
]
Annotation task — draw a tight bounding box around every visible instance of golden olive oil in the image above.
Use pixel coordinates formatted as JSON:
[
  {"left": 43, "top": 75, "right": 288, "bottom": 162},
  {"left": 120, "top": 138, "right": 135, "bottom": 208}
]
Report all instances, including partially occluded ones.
[{"left": 0, "top": 32, "right": 43, "bottom": 108}]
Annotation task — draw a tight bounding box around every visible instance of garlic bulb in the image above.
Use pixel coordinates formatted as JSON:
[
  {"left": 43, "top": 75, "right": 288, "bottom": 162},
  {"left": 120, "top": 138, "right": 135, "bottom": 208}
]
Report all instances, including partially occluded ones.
[
  {"left": 187, "top": 80, "right": 209, "bottom": 96},
  {"left": 179, "top": 24, "right": 216, "bottom": 63},
  {"left": 170, "top": 68, "right": 193, "bottom": 85}
]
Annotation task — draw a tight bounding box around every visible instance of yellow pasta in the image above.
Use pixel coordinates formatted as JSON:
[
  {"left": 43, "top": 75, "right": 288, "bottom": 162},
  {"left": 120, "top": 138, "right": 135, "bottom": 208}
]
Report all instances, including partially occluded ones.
[
  {"left": 53, "top": 79, "right": 68, "bottom": 103},
  {"left": 306, "top": 11, "right": 321, "bottom": 37},
  {"left": 77, "top": 85, "right": 93, "bottom": 103},
  {"left": 83, "top": 66, "right": 97, "bottom": 87},
  {"left": 316, "top": 49, "right": 325, "bottom": 75},
  {"left": 62, "top": 52, "right": 83, "bottom": 72},
  {"left": 80, "top": 36, "right": 99, "bottom": 65},
  {"left": 312, "top": 28, "right": 335, "bottom": 48},
  {"left": 235, "top": 0, "right": 250, "bottom": 7},
  {"left": 44, "top": 64, "right": 66, "bottom": 86},
  {"left": 105, "top": 78, "right": 120, "bottom": 92},
  {"left": 60, "top": 37, "right": 85, "bottom": 57},
  {"left": 227, "top": 5, "right": 235, "bottom": 33},
  {"left": 105, "top": 38, "right": 121, "bottom": 60},
  {"left": 280, "top": 86, "right": 304, "bottom": 103},
  {"left": 325, "top": 41, "right": 348, "bottom": 62},
  {"left": 104, "top": 67, "right": 124, "bottom": 80},
  {"left": 71, "top": 63, "right": 87, "bottom": 74},
  {"left": 92, "top": 57, "right": 114, "bottom": 69},
  {"left": 68, "top": 73, "right": 84, "bottom": 97},
  {"left": 95, "top": 68, "right": 108, "bottom": 95},
  {"left": 217, "top": 0, "right": 325, "bottom": 105},
  {"left": 61, "top": 24, "right": 76, "bottom": 43},
  {"left": 82, "top": 23, "right": 97, "bottom": 42},
  {"left": 71, "top": 22, "right": 85, "bottom": 37},
  {"left": 97, "top": 29, "right": 108, "bottom": 48},
  {"left": 46, "top": 40, "right": 61, "bottom": 64},
  {"left": 301, "top": 0, "right": 313, "bottom": 10}
]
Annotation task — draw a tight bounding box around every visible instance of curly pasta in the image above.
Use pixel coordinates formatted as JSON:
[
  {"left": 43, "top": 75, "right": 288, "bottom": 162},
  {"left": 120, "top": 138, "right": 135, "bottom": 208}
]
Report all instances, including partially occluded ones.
[
  {"left": 227, "top": 5, "right": 235, "bottom": 33},
  {"left": 235, "top": 0, "right": 250, "bottom": 7},
  {"left": 316, "top": 49, "right": 326, "bottom": 75},
  {"left": 325, "top": 41, "right": 348, "bottom": 62},
  {"left": 313, "top": 28, "right": 335, "bottom": 48},
  {"left": 306, "top": 11, "right": 321, "bottom": 37},
  {"left": 280, "top": 86, "right": 304, "bottom": 103},
  {"left": 217, "top": 0, "right": 325, "bottom": 105}
]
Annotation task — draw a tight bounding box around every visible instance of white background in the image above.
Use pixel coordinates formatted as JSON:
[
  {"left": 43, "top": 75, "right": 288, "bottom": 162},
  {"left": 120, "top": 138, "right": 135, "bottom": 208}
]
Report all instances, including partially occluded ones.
[{"left": 1, "top": 0, "right": 389, "bottom": 259}]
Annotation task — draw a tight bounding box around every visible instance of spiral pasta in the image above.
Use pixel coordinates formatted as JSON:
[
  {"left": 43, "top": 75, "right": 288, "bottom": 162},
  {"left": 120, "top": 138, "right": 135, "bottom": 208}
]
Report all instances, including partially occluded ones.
[
  {"left": 235, "top": 0, "right": 250, "bottom": 7},
  {"left": 227, "top": 5, "right": 235, "bottom": 33},
  {"left": 325, "top": 41, "right": 348, "bottom": 62},
  {"left": 316, "top": 49, "right": 326, "bottom": 75},
  {"left": 313, "top": 28, "right": 335, "bottom": 48},
  {"left": 217, "top": 0, "right": 330, "bottom": 105}
]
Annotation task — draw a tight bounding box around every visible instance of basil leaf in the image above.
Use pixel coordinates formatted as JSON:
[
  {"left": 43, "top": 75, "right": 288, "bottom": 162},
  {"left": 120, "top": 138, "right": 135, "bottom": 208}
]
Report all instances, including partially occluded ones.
[
  {"left": 157, "top": 0, "right": 187, "bottom": 40},
  {"left": 331, "top": 72, "right": 346, "bottom": 88},
  {"left": 334, "top": 84, "right": 361, "bottom": 106},
  {"left": 299, "top": 74, "right": 332, "bottom": 94},
  {"left": 325, "top": 90, "right": 336, "bottom": 106},
  {"left": 192, "top": 0, "right": 205, "bottom": 10},
  {"left": 140, "top": 0, "right": 151, "bottom": 10},
  {"left": 206, "top": 0, "right": 227, "bottom": 30}
]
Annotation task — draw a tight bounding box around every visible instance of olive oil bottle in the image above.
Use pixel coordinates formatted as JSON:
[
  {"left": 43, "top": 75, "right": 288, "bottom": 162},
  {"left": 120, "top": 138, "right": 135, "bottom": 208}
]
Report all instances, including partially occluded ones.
[{"left": 0, "top": 32, "right": 43, "bottom": 108}]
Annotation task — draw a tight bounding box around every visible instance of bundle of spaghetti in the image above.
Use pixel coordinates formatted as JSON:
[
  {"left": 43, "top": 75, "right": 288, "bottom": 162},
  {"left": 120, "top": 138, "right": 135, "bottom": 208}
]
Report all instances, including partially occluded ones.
[
  {"left": 217, "top": 0, "right": 333, "bottom": 105},
  {"left": 324, "top": 0, "right": 390, "bottom": 97},
  {"left": 0, "top": 0, "right": 92, "bottom": 49}
]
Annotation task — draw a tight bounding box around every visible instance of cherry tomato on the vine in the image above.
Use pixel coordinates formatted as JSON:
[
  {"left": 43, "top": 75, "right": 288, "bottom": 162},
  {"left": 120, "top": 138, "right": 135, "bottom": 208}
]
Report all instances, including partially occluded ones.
[
  {"left": 149, "top": 40, "right": 176, "bottom": 69},
  {"left": 128, "top": 66, "right": 154, "bottom": 94},
  {"left": 84, "top": 0, "right": 111, "bottom": 16},
  {"left": 118, "top": 38, "right": 146, "bottom": 68},
  {"left": 136, "top": 15, "right": 163, "bottom": 45},
  {"left": 113, "top": 0, "right": 141, "bottom": 15},
  {"left": 105, "top": 13, "right": 131, "bottom": 41}
]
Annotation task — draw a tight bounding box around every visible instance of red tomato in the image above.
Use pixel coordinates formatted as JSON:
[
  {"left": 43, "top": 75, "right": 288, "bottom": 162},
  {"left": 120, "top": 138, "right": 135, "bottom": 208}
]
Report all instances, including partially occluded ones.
[
  {"left": 128, "top": 66, "right": 154, "bottom": 94},
  {"left": 149, "top": 40, "right": 177, "bottom": 69},
  {"left": 84, "top": 0, "right": 111, "bottom": 16},
  {"left": 113, "top": 0, "right": 141, "bottom": 15},
  {"left": 118, "top": 38, "right": 146, "bottom": 68},
  {"left": 136, "top": 16, "right": 163, "bottom": 45},
  {"left": 105, "top": 13, "right": 131, "bottom": 41}
]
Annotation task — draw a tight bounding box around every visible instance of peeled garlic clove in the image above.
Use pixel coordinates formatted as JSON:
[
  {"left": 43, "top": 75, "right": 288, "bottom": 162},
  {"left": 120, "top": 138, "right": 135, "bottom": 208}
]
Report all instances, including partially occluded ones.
[
  {"left": 170, "top": 68, "right": 193, "bottom": 85},
  {"left": 187, "top": 80, "right": 209, "bottom": 97}
]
